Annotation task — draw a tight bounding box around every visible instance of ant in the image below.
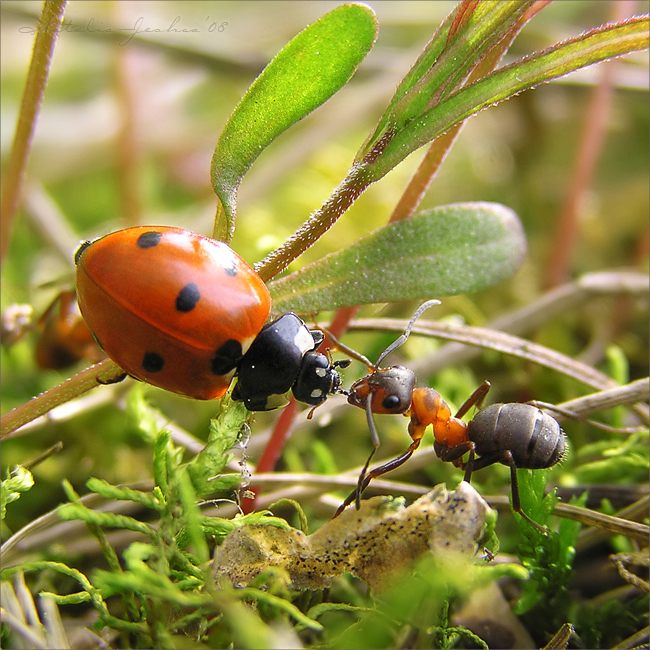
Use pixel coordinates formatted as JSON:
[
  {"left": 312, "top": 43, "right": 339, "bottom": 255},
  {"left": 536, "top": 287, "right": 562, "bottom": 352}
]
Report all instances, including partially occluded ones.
[{"left": 334, "top": 299, "right": 566, "bottom": 533}]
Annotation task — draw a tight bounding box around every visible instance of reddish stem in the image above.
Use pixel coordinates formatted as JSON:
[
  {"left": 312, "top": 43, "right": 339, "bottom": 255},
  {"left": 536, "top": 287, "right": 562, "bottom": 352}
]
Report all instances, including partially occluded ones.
[{"left": 545, "top": 1, "right": 634, "bottom": 288}]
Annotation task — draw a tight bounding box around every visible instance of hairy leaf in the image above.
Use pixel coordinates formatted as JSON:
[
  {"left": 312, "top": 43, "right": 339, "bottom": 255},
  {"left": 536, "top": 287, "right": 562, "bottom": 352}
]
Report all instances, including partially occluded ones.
[
  {"left": 268, "top": 202, "right": 526, "bottom": 316},
  {"left": 211, "top": 3, "right": 378, "bottom": 241}
]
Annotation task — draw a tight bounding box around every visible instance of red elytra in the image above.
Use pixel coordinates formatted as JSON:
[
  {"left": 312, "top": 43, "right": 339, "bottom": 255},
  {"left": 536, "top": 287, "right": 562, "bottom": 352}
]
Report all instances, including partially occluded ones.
[{"left": 75, "top": 226, "right": 271, "bottom": 400}]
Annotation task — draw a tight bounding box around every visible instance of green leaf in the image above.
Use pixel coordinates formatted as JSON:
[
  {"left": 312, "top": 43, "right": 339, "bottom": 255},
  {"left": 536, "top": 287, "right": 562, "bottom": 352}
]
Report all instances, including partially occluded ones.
[
  {"left": 211, "top": 3, "right": 378, "bottom": 241},
  {"left": 185, "top": 400, "right": 250, "bottom": 497},
  {"left": 360, "top": 15, "right": 649, "bottom": 181},
  {"left": 86, "top": 477, "right": 163, "bottom": 512},
  {"left": 267, "top": 202, "right": 526, "bottom": 315},
  {"left": 358, "top": 2, "right": 533, "bottom": 160}
]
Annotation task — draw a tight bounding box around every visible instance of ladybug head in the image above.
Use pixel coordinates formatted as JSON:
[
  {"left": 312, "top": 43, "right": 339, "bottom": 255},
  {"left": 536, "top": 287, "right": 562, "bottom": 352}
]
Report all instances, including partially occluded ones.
[{"left": 292, "top": 352, "right": 350, "bottom": 406}]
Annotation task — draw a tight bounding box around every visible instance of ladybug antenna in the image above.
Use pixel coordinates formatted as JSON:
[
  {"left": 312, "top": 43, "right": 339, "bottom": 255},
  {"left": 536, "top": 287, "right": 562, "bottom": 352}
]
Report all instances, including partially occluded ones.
[{"left": 375, "top": 299, "right": 441, "bottom": 367}]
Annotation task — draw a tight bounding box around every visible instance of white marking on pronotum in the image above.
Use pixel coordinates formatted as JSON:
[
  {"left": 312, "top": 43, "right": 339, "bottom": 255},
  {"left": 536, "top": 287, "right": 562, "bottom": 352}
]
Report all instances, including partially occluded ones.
[{"left": 294, "top": 325, "right": 316, "bottom": 354}]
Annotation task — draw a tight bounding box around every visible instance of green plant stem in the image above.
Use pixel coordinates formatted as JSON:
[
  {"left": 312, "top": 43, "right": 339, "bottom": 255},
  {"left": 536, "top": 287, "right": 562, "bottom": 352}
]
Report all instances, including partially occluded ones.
[
  {"left": 0, "top": 0, "right": 67, "bottom": 265},
  {"left": 0, "top": 359, "right": 124, "bottom": 439},
  {"left": 255, "top": 162, "right": 371, "bottom": 280}
]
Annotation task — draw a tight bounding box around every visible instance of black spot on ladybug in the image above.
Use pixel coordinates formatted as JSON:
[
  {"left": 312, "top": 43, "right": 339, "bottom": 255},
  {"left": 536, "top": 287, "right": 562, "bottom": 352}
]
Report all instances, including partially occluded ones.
[
  {"left": 176, "top": 283, "right": 200, "bottom": 312},
  {"left": 137, "top": 231, "right": 163, "bottom": 249},
  {"left": 212, "top": 339, "right": 243, "bottom": 375},
  {"left": 142, "top": 351, "right": 165, "bottom": 373},
  {"left": 74, "top": 240, "right": 92, "bottom": 265},
  {"left": 224, "top": 263, "right": 237, "bottom": 278}
]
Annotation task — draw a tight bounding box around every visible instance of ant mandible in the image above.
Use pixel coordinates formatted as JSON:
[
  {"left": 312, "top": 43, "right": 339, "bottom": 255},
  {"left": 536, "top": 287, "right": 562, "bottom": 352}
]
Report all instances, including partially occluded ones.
[{"left": 335, "top": 299, "right": 566, "bottom": 533}]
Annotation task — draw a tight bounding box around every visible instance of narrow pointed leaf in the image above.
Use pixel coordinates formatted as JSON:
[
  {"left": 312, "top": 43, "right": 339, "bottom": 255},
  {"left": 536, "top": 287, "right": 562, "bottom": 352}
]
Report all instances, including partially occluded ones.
[
  {"left": 210, "top": 3, "right": 378, "bottom": 241},
  {"left": 361, "top": 15, "right": 649, "bottom": 181},
  {"left": 267, "top": 202, "right": 526, "bottom": 316},
  {"left": 358, "top": 1, "right": 534, "bottom": 160}
]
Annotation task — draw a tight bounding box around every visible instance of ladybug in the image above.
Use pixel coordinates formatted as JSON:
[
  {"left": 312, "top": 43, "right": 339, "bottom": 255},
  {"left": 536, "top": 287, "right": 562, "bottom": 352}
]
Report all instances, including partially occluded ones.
[
  {"left": 74, "top": 226, "right": 347, "bottom": 409},
  {"left": 34, "top": 290, "right": 104, "bottom": 370},
  {"left": 1, "top": 292, "right": 103, "bottom": 370}
]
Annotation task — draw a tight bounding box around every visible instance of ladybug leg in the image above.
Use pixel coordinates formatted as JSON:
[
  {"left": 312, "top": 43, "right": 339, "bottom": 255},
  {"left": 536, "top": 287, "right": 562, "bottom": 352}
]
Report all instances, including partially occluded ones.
[{"left": 97, "top": 371, "right": 128, "bottom": 385}]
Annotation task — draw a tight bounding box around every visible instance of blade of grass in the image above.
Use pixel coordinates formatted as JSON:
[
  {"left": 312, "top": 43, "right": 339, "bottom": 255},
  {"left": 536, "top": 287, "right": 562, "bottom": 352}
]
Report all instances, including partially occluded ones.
[{"left": 0, "top": 1, "right": 67, "bottom": 265}]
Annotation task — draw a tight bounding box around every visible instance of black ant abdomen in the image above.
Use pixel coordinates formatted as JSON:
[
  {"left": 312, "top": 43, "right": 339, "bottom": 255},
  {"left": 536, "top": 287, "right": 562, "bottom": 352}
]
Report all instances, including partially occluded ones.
[{"left": 467, "top": 403, "right": 566, "bottom": 470}]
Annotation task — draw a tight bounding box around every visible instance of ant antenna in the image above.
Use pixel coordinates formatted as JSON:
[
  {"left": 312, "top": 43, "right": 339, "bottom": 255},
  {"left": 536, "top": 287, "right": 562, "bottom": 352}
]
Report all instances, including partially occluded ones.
[
  {"left": 375, "top": 299, "right": 441, "bottom": 367},
  {"left": 354, "top": 394, "right": 381, "bottom": 510}
]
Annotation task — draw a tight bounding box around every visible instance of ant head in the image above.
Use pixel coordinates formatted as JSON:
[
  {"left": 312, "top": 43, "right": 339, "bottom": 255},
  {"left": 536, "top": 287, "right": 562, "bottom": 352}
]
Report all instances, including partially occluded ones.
[
  {"left": 346, "top": 300, "right": 440, "bottom": 417},
  {"left": 347, "top": 365, "right": 416, "bottom": 415}
]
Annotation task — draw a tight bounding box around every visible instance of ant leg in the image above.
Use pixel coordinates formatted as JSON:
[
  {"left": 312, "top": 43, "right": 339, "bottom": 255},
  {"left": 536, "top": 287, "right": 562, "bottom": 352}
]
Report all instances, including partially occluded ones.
[
  {"left": 436, "top": 440, "right": 475, "bottom": 468},
  {"left": 454, "top": 448, "right": 551, "bottom": 533},
  {"left": 462, "top": 447, "right": 476, "bottom": 483},
  {"left": 334, "top": 397, "right": 426, "bottom": 518},
  {"left": 441, "top": 445, "right": 550, "bottom": 532},
  {"left": 454, "top": 380, "right": 491, "bottom": 419},
  {"left": 333, "top": 436, "right": 423, "bottom": 518},
  {"left": 355, "top": 449, "right": 377, "bottom": 511},
  {"left": 361, "top": 440, "right": 421, "bottom": 488},
  {"left": 505, "top": 452, "right": 549, "bottom": 534}
]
